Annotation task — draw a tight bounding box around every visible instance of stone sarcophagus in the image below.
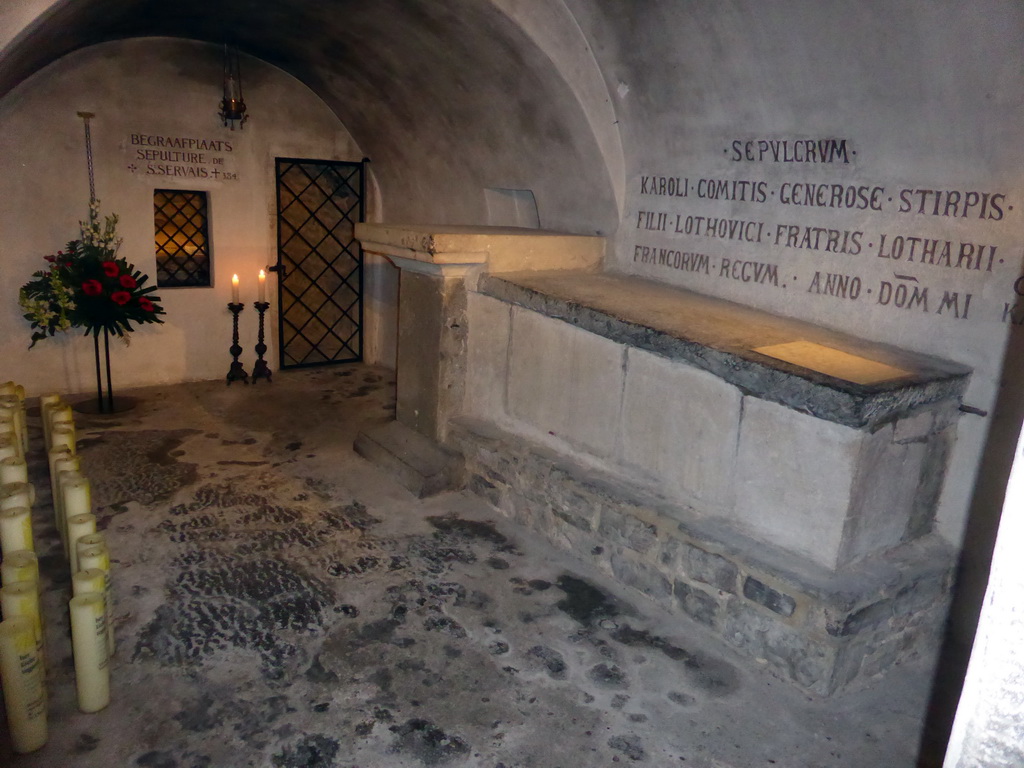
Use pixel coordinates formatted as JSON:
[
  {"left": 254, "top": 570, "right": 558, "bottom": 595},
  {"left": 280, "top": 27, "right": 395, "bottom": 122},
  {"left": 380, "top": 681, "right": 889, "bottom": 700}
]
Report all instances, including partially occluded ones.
[{"left": 355, "top": 224, "right": 969, "bottom": 695}]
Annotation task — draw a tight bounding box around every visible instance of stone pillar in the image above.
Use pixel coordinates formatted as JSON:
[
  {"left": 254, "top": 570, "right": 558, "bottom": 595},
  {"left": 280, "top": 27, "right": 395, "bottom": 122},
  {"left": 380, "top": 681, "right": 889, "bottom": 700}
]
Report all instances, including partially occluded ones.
[
  {"left": 354, "top": 223, "right": 605, "bottom": 444},
  {"left": 392, "top": 261, "right": 474, "bottom": 442}
]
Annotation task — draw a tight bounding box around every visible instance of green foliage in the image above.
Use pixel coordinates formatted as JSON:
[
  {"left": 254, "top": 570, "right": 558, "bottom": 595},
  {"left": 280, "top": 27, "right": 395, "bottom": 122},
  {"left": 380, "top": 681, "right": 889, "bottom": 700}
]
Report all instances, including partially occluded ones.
[{"left": 19, "top": 202, "right": 165, "bottom": 348}]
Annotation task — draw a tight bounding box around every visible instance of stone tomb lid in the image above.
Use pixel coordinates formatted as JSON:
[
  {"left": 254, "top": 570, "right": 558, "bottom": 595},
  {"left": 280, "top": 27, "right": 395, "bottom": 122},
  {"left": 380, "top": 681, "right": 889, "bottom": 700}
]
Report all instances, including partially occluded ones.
[
  {"left": 355, "top": 222, "right": 604, "bottom": 273},
  {"left": 478, "top": 270, "right": 970, "bottom": 428}
]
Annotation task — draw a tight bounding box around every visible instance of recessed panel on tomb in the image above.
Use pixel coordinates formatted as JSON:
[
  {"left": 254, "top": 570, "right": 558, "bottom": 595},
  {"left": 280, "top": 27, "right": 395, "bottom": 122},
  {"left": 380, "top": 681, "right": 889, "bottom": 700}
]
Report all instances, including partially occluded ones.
[{"left": 752, "top": 341, "right": 911, "bottom": 385}]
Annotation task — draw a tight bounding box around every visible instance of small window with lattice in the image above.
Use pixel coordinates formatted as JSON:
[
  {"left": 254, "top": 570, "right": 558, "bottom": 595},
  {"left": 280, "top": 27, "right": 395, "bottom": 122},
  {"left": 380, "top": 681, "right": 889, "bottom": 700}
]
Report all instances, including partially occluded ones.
[{"left": 154, "top": 190, "right": 211, "bottom": 287}]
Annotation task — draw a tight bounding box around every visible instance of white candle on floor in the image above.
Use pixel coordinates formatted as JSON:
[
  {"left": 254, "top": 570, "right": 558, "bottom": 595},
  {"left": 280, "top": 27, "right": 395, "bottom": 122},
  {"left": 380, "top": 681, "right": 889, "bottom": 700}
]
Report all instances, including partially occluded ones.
[
  {"left": 0, "top": 456, "right": 28, "bottom": 485},
  {"left": 0, "top": 398, "right": 27, "bottom": 458},
  {"left": 76, "top": 533, "right": 108, "bottom": 568},
  {"left": 47, "top": 405, "right": 73, "bottom": 452},
  {"left": 76, "top": 535, "right": 114, "bottom": 656},
  {"left": 0, "top": 616, "right": 47, "bottom": 753},
  {"left": 232, "top": 273, "right": 240, "bottom": 303},
  {"left": 39, "top": 396, "right": 61, "bottom": 450},
  {"left": 0, "top": 413, "right": 21, "bottom": 461},
  {"left": 69, "top": 592, "right": 109, "bottom": 713},
  {"left": 1, "top": 482, "right": 35, "bottom": 512},
  {"left": 72, "top": 569, "right": 106, "bottom": 597},
  {"left": 0, "top": 581, "right": 44, "bottom": 666},
  {"left": 0, "top": 434, "right": 18, "bottom": 462},
  {"left": 0, "top": 506, "right": 33, "bottom": 556},
  {"left": 0, "top": 551, "right": 38, "bottom": 588},
  {"left": 50, "top": 453, "right": 80, "bottom": 545},
  {"left": 66, "top": 513, "right": 96, "bottom": 574},
  {"left": 49, "top": 424, "right": 76, "bottom": 455}
]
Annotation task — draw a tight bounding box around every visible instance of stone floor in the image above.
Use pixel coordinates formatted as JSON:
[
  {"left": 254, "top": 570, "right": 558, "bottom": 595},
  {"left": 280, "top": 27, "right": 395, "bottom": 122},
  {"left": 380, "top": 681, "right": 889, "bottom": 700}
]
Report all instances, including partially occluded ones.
[{"left": 1, "top": 365, "right": 941, "bottom": 767}]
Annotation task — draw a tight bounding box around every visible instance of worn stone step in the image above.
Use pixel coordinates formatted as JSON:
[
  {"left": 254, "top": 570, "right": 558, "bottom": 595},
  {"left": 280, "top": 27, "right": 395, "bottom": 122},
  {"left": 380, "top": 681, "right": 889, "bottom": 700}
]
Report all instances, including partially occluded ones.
[{"left": 353, "top": 420, "right": 462, "bottom": 498}]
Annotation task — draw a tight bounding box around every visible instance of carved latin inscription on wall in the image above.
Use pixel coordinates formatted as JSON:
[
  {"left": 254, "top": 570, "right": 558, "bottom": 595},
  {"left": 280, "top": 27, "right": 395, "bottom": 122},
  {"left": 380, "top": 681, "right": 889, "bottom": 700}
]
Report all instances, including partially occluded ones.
[{"left": 630, "top": 137, "right": 1022, "bottom": 325}]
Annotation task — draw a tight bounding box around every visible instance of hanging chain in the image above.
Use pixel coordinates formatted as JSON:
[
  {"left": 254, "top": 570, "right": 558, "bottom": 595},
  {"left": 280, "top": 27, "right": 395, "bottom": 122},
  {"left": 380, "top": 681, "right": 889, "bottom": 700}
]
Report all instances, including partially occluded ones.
[{"left": 77, "top": 111, "right": 96, "bottom": 202}]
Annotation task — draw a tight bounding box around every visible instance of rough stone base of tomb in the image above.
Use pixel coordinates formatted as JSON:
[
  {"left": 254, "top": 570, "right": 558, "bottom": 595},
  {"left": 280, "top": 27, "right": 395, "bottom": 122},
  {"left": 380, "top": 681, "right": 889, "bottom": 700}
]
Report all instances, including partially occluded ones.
[{"left": 448, "top": 416, "right": 955, "bottom": 696}]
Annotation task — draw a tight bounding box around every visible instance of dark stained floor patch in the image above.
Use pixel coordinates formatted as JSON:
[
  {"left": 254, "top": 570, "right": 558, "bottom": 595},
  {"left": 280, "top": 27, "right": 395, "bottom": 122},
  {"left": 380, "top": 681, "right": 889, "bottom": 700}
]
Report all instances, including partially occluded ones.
[
  {"left": 389, "top": 719, "right": 471, "bottom": 766},
  {"left": 84, "top": 429, "right": 201, "bottom": 506},
  {"left": 608, "top": 734, "right": 646, "bottom": 761},
  {"left": 426, "top": 516, "right": 519, "bottom": 554},
  {"left": 554, "top": 573, "right": 628, "bottom": 624},
  {"left": 71, "top": 734, "right": 100, "bottom": 754},
  {"left": 271, "top": 734, "right": 340, "bottom": 768},
  {"left": 527, "top": 645, "right": 568, "bottom": 679},
  {"left": 611, "top": 624, "right": 740, "bottom": 697}
]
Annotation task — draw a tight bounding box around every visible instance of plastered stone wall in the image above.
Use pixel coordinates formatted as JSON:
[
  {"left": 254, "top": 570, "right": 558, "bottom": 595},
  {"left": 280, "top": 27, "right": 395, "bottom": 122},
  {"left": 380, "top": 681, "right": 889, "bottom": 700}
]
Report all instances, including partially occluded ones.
[
  {"left": 571, "top": 0, "right": 1024, "bottom": 549},
  {"left": 0, "top": 38, "right": 390, "bottom": 395}
]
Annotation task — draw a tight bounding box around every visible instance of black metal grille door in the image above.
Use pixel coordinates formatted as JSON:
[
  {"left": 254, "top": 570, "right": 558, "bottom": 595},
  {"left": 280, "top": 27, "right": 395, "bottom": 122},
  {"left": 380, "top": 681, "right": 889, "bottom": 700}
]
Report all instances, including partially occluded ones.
[{"left": 275, "top": 158, "right": 364, "bottom": 368}]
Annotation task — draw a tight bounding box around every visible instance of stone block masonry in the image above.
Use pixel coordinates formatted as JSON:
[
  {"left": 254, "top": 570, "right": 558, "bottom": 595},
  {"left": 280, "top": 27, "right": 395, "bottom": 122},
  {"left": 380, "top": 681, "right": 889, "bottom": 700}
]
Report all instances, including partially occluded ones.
[
  {"left": 450, "top": 269, "right": 968, "bottom": 694},
  {"left": 450, "top": 417, "right": 955, "bottom": 696}
]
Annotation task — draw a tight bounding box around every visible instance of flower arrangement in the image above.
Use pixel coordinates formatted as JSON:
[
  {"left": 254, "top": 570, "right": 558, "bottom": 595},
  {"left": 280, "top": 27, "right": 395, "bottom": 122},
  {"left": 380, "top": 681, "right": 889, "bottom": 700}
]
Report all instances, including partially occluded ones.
[{"left": 19, "top": 202, "right": 164, "bottom": 348}]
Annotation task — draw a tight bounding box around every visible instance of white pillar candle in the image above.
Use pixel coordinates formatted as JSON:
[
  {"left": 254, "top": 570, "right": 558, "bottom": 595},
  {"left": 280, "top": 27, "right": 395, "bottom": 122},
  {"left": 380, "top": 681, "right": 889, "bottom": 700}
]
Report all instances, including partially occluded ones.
[
  {"left": 0, "top": 434, "right": 18, "bottom": 462},
  {"left": 49, "top": 424, "right": 76, "bottom": 455},
  {"left": 49, "top": 452, "right": 79, "bottom": 544},
  {"left": 231, "top": 273, "right": 240, "bottom": 302},
  {"left": 0, "top": 395, "right": 24, "bottom": 438},
  {"left": 39, "top": 396, "right": 62, "bottom": 451},
  {"left": 0, "top": 413, "right": 21, "bottom": 461},
  {"left": 72, "top": 569, "right": 106, "bottom": 597},
  {"left": 1, "top": 482, "right": 35, "bottom": 511},
  {"left": 0, "top": 616, "right": 47, "bottom": 753},
  {"left": 0, "top": 581, "right": 44, "bottom": 667},
  {"left": 0, "top": 399, "right": 27, "bottom": 459},
  {"left": 1, "top": 551, "right": 38, "bottom": 588},
  {"left": 47, "top": 404, "right": 73, "bottom": 452},
  {"left": 76, "top": 535, "right": 114, "bottom": 656},
  {"left": 0, "top": 456, "right": 28, "bottom": 485},
  {"left": 69, "top": 592, "right": 109, "bottom": 713},
  {"left": 66, "top": 513, "right": 96, "bottom": 574},
  {"left": 0, "top": 506, "right": 33, "bottom": 557},
  {"left": 258, "top": 269, "right": 267, "bottom": 301},
  {"left": 61, "top": 473, "right": 90, "bottom": 553},
  {"left": 76, "top": 532, "right": 108, "bottom": 567}
]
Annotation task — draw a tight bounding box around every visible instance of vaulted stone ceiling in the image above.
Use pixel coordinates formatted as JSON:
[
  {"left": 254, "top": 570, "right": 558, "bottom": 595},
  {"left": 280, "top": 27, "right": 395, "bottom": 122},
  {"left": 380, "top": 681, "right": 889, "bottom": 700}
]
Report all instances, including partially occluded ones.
[{"left": 1, "top": 0, "right": 619, "bottom": 230}]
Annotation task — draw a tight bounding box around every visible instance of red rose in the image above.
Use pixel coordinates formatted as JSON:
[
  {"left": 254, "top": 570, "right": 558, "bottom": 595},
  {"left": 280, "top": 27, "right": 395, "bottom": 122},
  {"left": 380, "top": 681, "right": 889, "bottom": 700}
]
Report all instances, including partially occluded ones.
[
  {"left": 44, "top": 255, "right": 56, "bottom": 263},
  {"left": 139, "top": 297, "right": 155, "bottom": 312},
  {"left": 119, "top": 274, "right": 138, "bottom": 289},
  {"left": 81, "top": 280, "right": 103, "bottom": 296},
  {"left": 102, "top": 261, "right": 119, "bottom": 277},
  {"left": 111, "top": 291, "right": 131, "bottom": 305}
]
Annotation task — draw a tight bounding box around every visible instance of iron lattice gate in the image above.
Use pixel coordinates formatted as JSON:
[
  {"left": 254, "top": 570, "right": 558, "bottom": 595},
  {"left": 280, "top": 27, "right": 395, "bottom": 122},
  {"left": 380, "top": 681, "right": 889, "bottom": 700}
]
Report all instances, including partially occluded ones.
[{"left": 274, "top": 157, "right": 365, "bottom": 368}]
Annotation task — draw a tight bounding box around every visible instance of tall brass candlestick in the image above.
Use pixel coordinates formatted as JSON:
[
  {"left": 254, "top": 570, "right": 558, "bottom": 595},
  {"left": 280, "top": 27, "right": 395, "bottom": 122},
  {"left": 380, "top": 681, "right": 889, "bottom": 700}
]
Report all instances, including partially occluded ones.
[
  {"left": 251, "top": 301, "right": 272, "bottom": 383},
  {"left": 226, "top": 302, "right": 248, "bottom": 385}
]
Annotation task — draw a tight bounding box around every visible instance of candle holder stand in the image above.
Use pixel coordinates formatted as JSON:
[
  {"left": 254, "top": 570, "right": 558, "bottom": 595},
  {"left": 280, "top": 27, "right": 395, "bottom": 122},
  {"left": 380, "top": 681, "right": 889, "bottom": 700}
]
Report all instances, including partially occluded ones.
[
  {"left": 226, "top": 302, "right": 248, "bottom": 385},
  {"left": 251, "top": 301, "right": 272, "bottom": 383}
]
